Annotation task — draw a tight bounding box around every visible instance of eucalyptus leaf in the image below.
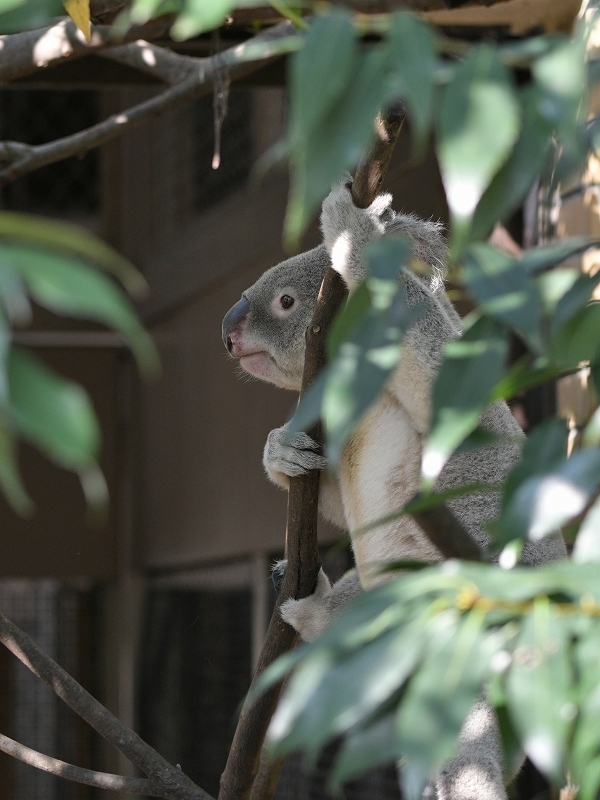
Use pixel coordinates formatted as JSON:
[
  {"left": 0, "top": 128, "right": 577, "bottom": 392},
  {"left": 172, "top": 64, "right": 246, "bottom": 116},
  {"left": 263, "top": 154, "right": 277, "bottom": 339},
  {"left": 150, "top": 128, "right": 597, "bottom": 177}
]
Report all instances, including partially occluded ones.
[
  {"left": 506, "top": 600, "right": 573, "bottom": 783},
  {"left": 286, "top": 46, "right": 387, "bottom": 245},
  {"left": 331, "top": 714, "right": 400, "bottom": 788},
  {"left": 0, "top": 420, "right": 33, "bottom": 515},
  {"left": 471, "top": 86, "right": 552, "bottom": 241},
  {"left": 7, "top": 347, "right": 100, "bottom": 471},
  {"left": 387, "top": 11, "right": 436, "bottom": 152},
  {"left": 437, "top": 45, "right": 519, "bottom": 252},
  {"left": 289, "top": 10, "right": 357, "bottom": 146},
  {"left": 0, "top": 213, "right": 147, "bottom": 297},
  {"left": 550, "top": 302, "right": 600, "bottom": 369},
  {"left": 3, "top": 244, "right": 159, "bottom": 377},
  {"left": 423, "top": 316, "right": 507, "bottom": 485},
  {"left": 572, "top": 496, "right": 600, "bottom": 564},
  {"left": 397, "top": 610, "right": 493, "bottom": 800},
  {"left": 495, "top": 442, "right": 600, "bottom": 545},
  {"left": 462, "top": 244, "right": 542, "bottom": 353},
  {"left": 571, "top": 629, "right": 600, "bottom": 797}
]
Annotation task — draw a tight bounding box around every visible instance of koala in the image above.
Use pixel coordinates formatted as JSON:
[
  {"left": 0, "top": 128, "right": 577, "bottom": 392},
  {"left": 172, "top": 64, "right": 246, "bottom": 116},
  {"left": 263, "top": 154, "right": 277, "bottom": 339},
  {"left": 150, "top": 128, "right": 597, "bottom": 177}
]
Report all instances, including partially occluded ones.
[{"left": 222, "top": 180, "right": 566, "bottom": 800}]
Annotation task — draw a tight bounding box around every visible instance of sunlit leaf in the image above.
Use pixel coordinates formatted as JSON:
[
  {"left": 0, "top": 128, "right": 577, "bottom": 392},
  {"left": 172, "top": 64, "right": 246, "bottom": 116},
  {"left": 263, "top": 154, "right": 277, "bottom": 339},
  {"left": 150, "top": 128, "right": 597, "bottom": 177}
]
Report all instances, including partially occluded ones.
[
  {"left": 7, "top": 347, "right": 100, "bottom": 470},
  {"left": 286, "top": 45, "right": 387, "bottom": 245},
  {"left": 423, "top": 316, "right": 507, "bottom": 485},
  {"left": 507, "top": 599, "right": 573, "bottom": 783},
  {"left": 387, "top": 11, "right": 436, "bottom": 152},
  {"left": 437, "top": 45, "right": 519, "bottom": 253},
  {"left": 495, "top": 439, "right": 600, "bottom": 545},
  {"left": 571, "top": 629, "right": 600, "bottom": 800},
  {"left": 572, "top": 496, "right": 600, "bottom": 563},
  {"left": 471, "top": 85, "right": 552, "bottom": 241}
]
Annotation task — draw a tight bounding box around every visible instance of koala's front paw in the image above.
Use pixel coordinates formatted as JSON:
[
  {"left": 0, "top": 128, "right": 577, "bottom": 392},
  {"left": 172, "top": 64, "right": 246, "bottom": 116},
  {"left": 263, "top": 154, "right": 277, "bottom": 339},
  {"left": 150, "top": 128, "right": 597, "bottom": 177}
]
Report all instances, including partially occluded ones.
[
  {"left": 271, "top": 559, "right": 287, "bottom": 593},
  {"left": 263, "top": 425, "right": 327, "bottom": 488}
]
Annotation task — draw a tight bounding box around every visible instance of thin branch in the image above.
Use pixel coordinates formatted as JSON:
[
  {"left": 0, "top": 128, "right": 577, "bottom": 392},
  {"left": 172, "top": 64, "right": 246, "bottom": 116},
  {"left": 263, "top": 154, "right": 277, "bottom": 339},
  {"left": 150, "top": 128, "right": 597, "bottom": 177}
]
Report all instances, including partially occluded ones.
[
  {"left": 0, "top": 732, "right": 162, "bottom": 795},
  {"left": 0, "top": 18, "right": 171, "bottom": 84},
  {"left": 0, "top": 20, "right": 297, "bottom": 185},
  {"left": 218, "top": 107, "right": 407, "bottom": 800},
  {"left": 99, "top": 38, "right": 200, "bottom": 84},
  {"left": 0, "top": 610, "right": 213, "bottom": 800}
]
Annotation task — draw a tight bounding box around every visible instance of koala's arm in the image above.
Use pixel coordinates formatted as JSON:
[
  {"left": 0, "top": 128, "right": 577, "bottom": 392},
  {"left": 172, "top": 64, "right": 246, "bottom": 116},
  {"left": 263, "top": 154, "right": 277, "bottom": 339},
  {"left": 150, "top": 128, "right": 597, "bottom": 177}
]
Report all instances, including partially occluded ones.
[
  {"left": 320, "top": 179, "right": 393, "bottom": 290},
  {"left": 263, "top": 425, "right": 347, "bottom": 530},
  {"left": 276, "top": 564, "right": 362, "bottom": 642}
]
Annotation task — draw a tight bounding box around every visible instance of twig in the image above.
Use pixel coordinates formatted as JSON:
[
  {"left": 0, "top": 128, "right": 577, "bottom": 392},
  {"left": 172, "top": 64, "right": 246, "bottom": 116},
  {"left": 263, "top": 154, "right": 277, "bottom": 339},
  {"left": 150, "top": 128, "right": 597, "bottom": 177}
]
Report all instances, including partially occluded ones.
[
  {"left": 0, "top": 18, "right": 171, "bottom": 84},
  {"left": 218, "top": 106, "right": 407, "bottom": 800},
  {"left": 0, "top": 610, "right": 213, "bottom": 800},
  {"left": 0, "top": 20, "right": 297, "bottom": 185},
  {"left": 0, "top": 732, "right": 161, "bottom": 795},
  {"left": 99, "top": 38, "right": 201, "bottom": 85}
]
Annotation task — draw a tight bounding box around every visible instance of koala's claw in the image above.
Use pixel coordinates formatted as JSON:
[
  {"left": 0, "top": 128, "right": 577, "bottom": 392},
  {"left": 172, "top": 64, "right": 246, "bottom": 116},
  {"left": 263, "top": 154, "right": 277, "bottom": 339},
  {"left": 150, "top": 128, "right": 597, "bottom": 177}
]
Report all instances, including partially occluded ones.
[
  {"left": 271, "top": 559, "right": 287, "bottom": 593},
  {"left": 264, "top": 426, "right": 327, "bottom": 479}
]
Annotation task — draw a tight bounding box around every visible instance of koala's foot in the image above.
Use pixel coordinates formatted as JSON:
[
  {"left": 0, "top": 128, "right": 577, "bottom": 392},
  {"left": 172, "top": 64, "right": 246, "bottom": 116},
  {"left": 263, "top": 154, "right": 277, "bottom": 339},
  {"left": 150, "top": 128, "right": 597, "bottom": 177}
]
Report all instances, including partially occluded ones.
[
  {"left": 280, "top": 569, "right": 333, "bottom": 642},
  {"left": 263, "top": 425, "right": 327, "bottom": 488},
  {"left": 271, "top": 559, "right": 287, "bottom": 593}
]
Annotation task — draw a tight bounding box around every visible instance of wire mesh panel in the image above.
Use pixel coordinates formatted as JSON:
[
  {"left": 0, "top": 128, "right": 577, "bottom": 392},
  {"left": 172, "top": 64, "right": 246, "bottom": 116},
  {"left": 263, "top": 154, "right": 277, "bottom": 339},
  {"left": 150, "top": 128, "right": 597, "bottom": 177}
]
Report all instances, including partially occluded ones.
[
  {"left": 0, "top": 90, "right": 99, "bottom": 214},
  {"left": 139, "top": 586, "right": 252, "bottom": 798},
  {"left": 0, "top": 581, "right": 95, "bottom": 800}
]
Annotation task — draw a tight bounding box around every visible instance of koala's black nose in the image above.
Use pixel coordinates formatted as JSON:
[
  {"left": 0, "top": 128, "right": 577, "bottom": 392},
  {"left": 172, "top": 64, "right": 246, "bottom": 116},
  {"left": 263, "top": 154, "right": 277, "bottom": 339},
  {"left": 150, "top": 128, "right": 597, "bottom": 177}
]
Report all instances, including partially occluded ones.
[{"left": 222, "top": 296, "right": 250, "bottom": 352}]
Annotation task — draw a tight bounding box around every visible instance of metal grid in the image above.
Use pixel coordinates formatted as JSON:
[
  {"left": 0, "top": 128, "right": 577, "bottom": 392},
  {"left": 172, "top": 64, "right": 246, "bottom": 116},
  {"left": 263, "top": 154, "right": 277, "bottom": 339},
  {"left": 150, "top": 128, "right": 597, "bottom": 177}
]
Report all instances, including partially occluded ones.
[{"left": 0, "top": 90, "right": 99, "bottom": 214}]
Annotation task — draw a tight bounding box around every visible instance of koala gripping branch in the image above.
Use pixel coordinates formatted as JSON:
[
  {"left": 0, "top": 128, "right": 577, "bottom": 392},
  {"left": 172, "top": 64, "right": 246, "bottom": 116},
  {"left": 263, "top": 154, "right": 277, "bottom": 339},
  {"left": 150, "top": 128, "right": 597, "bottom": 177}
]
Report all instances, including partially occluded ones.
[{"left": 217, "top": 106, "right": 407, "bottom": 800}]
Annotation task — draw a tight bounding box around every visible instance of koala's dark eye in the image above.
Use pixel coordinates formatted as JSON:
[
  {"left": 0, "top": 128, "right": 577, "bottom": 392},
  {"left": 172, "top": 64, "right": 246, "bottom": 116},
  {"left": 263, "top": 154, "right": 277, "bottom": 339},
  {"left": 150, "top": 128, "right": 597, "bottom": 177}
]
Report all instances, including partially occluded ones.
[{"left": 280, "top": 294, "right": 295, "bottom": 310}]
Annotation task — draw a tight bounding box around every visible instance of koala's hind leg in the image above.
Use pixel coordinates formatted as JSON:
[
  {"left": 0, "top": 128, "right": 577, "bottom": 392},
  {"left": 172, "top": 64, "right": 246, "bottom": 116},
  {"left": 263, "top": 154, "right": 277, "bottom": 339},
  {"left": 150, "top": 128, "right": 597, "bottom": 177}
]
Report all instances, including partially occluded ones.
[
  {"left": 272, "top": 560, "right": 361, "bottom": 642},
  {"left": 436, "top": 698, "right": 515, "bottom": 800}
]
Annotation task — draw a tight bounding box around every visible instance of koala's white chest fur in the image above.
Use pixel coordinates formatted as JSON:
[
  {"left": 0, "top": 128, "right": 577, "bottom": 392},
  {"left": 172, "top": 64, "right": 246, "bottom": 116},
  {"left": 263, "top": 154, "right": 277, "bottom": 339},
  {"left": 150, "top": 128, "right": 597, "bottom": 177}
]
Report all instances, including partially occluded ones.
[{"left": 336, "top": 388, "right": 441, "bottom": 589}]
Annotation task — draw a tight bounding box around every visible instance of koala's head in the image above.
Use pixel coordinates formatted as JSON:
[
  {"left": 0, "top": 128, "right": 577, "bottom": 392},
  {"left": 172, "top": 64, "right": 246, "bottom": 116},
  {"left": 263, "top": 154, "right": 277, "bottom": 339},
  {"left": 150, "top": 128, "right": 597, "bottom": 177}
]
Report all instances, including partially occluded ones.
[{"left": 222, "top": 245, "right": 330, "bottom": 391}]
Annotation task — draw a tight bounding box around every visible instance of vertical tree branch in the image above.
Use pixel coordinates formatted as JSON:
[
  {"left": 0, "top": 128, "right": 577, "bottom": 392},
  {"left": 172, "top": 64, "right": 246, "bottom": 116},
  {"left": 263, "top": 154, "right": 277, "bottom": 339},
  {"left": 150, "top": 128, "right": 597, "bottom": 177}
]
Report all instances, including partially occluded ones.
[{"left": 218, "top": 105, "right": 406, "bottom": 800}]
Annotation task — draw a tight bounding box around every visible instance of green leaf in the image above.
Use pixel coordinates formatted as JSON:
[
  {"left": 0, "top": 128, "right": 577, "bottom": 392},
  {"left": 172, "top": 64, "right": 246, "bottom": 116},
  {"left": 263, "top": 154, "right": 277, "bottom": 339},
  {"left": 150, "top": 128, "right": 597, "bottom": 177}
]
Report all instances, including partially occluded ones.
[
  {"left": 397, "top": 610, "right": 493, "bottom": 800},
  {"left": 0, "top": 257, "right": 31, "bottom": 326},
  {"left": 571, "top": 628, "right": 600, "bottom": 799},
  {"left": 0, "top": 421, "right": 33, "bottom": 516},
  {"left": 289, "top": 10, "right": 357, "bottom": 146},
  {"left": 7, "top": 347, "right": 100, "bottom": 471},
  {"left": 322, "top": 237, "right": 423, "bottom": 467},
  {"left": 471, "top": 85, "right": 552, "bottom": 241},
  {"left": 550, "top": 303, "right": 600, "bottom": 369},
  {"left": 491, "top": 356, "right": 573, "bottom": 402},
  {"left": 572, "top": 496, "right": 600, "bottom": 564},
  {"left": 269, "top": 617, "right": 428, "bottom": 763},
  {"left": 3, "top": 244, "right": 159, "bottom": 377},
  {"left": 495, "top": 442, "right": 600, "bottom": 545},
  {"left": 518, "top": 236, "right": 596, "bottom": 275},
  {"left": 285, "top": 45, "right": 387, "bottom": 245},
  {"left": 437, "top": 45, "right": 520, "bottom": 253},
  {"left": 507, "top": 599, "right": 573, "bottom": 783},
  {"left": 550, "top": 271, "right": 600, "bottom": 336},
  {"left": 533, "top": 36, "right": 586, "bottom": 161},
  {"left": 0, "top": 0, "right": 62, "bottom": 32},
  {"left": 462, "top": 244, "right": 543, "bottom": 353},
  {"left": 423, "top": 316, "right": 507, "bottom": 485},
  {"left": 0, "top": 212, "right": 147, "bottom": 297},
  {"left": 387, "top": 11, "right": 436, "bottom": 152},
  {"left": 331, "top": 714, "right": 400, "bottom": 787}
]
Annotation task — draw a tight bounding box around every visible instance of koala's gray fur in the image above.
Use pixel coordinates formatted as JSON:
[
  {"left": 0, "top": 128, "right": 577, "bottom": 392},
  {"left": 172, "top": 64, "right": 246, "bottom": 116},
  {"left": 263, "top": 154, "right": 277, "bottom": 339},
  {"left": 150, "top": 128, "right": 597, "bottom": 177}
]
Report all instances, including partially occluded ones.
[{"left": 222, "top": 180, "right": 566, "bottom": 800}]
